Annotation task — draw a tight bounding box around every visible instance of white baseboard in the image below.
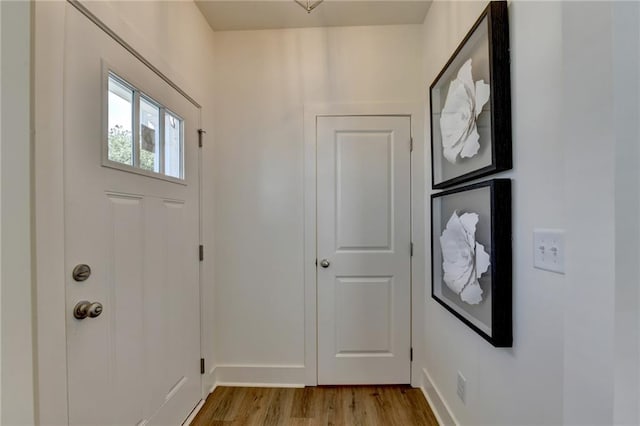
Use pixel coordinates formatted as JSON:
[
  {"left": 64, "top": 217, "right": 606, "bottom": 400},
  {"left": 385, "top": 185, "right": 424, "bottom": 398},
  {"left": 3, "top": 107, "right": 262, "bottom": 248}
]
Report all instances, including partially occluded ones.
[
  {"left": 211, "top": 364, "right": 306, "bottom": 388},
  {"left": 200, "top": 365, "right": 217, "bottom": 398},
  {"left": 183, "top": 398, "right": 206, "bottom": 426},
  {"left": 421, "top": 368, "right": 458, "bottom": 426},
  {"left": 207, "top": 364, "right": 219, "bottom": 394}
]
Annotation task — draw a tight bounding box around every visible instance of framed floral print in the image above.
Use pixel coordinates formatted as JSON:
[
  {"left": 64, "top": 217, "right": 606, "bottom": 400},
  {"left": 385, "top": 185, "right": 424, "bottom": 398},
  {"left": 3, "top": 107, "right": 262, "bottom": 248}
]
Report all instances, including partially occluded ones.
[
  {"left": 430, "top": 1, "right": 512, "bottom": 189},
  {"left": 431, "top": 179, "right": 512, "bottom": 347}
]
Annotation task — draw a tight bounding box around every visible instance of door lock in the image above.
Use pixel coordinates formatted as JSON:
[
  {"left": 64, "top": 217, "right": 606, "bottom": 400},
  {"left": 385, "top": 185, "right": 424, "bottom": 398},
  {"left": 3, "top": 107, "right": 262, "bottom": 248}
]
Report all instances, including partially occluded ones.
[
  {"left": 73, "top": 301, "right": 103, "bottom": 320},
  {"left": 72, "top": 264, "right": 92, "bottom": 282}
]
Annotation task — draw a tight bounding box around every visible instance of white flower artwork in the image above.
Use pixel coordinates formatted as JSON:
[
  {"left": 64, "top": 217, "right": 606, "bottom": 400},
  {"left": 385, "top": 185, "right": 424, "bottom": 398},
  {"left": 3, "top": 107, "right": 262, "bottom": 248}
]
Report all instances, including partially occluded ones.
[
  {"left": 439, "top": 211, "right": 491, "bottom": 305},
  {"left": 439, "top": 58, "right": 490, "bottom": 164}
]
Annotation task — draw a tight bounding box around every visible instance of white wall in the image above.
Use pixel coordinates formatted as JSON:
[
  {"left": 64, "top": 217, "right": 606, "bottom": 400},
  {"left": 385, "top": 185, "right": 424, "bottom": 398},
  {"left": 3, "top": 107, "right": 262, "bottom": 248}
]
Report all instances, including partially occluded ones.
[
  {"left": 212, "top": 25, "right": 423, "bottom": 381},
  {"left": 612, "top": 2, "right": 639, "bottom": 423},
  {"left": 561, "top": 4, "right": 614, "bottom": 422},
  {"left": 1, "top": 1, "right": 35, "bottom": 424},
  {"left": 1, "top": 2, "right": 3, "bottom": 418},
  {"left": 34, "top": 1, "right": 217, "bottom": 423},
  {"left": 422, "top": 1, "right": 640, "bottom": 425},
  {"left": 563, "top": 2, "right": 640, "bottom": 424},
  {"left": 422, "top": 1, "right": 565, "bottom": 424}
]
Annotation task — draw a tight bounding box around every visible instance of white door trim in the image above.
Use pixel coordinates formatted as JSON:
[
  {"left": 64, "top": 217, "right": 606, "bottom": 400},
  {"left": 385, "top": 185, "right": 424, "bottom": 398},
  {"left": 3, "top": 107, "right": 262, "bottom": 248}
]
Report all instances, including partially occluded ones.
[
  {"left": 2, "top": 1, "right": 36, "bottom": 423},
  {"left": 303, "top": 102, "right": 426, "bottom": 387},
  {"left": 34, "top": 2, "right": 69, "bottom": 423}
]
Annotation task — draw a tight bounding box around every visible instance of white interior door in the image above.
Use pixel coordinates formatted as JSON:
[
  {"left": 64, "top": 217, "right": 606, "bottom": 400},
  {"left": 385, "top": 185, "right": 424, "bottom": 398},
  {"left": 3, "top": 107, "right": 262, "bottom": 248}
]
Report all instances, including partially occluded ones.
[
  {"left": 64, "top": 6, "right": 201, "bottom": 425},
  {"left": 317, "top": 115, "right": 411, "bottom": 385}
]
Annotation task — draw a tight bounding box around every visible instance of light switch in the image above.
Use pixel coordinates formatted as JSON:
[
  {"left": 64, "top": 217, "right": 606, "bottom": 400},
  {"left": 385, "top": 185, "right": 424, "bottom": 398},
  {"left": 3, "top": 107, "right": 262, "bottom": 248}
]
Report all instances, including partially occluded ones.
[{"left": 533, "top": 229, "right": 565, "bottom": 274}]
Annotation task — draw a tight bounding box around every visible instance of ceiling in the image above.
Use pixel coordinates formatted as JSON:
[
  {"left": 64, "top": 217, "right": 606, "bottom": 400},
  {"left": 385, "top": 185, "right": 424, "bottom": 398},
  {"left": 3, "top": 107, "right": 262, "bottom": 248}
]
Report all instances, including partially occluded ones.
[{"left": 195, "top": 1, "right": 432, "bottom": 31}]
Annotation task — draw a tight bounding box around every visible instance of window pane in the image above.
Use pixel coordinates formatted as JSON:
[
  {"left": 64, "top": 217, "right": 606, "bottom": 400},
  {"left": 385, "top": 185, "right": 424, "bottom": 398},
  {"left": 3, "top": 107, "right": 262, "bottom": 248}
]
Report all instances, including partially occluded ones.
[
  {"left": 105, "top": 72, "right": 185, "bottom": 181},
  {"left": 108, "top": 75, "right": 133, "bottom": 166},
  {"left": 139, "top": 97, "right": 160, "bottom": 173},
  {"left": 164, "top": 112, "right": 182, "bottom": 179}
]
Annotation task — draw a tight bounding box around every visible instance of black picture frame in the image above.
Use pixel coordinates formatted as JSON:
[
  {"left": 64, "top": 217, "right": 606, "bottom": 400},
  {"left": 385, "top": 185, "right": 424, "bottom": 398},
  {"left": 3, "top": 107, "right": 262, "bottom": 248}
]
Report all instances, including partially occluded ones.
[
  {"left": 430, "top": 1, "right": 512, "bottom": 189},
  {"left": 431, "top": 179, "right": 512, "bottom": 347}
]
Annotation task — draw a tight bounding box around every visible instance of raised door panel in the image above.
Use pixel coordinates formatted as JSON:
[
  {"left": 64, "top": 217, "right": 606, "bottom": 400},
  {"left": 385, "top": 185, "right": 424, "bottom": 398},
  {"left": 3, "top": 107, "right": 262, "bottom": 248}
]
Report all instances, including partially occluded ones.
[
  {"left": 335, "top": 276, "right": 393, "bottom": 355},
  {"left": 336, "top": 132, "right": 392, "bottom": 252}
]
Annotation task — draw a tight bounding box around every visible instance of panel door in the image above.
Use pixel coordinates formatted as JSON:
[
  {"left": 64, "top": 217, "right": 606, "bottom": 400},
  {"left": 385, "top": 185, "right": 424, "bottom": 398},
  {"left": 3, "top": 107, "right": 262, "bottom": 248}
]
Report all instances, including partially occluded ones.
[
  {"left": 64, "top": 5, "right": 201, "bottom": 425},
  {"left": 317, "top": 115, "right": 411, "bottom": 385}
]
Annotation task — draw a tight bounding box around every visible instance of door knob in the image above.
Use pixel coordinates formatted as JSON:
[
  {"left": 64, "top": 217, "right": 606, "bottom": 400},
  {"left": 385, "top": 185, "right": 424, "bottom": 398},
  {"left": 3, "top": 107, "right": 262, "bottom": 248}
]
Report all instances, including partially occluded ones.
[
  {"left": 88, "top": 302, "right": 103, "bottom": 318},
  {"left": 320, "top": 259, "right": 330, "bottom": 268},
  {"left": 73, "top": 301, "right": 103, "bottom": 320},
  {"left": 73, "top": 301, "right": 90, "bottom": 319}
]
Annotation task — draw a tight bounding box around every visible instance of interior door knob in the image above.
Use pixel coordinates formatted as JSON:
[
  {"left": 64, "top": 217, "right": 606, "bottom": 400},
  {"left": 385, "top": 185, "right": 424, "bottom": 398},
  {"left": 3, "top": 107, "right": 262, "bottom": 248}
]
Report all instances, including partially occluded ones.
[
  {"left": 73, "top": 301, "right": 91, "bottom": 320},
  {"left": 88, "top": 302, "right": 103, "bottom": 318},
  {"left": 320, "top": 259, "right": 330, "bottom": 268},
  {"left": 73, "top": 301, "right": 103, "bottom": 320}
]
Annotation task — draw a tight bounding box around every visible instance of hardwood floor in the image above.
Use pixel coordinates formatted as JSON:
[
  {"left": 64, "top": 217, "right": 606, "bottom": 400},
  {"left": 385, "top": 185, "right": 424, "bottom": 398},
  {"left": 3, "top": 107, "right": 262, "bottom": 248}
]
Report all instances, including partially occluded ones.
[{"left": 190, "top": 385, "right": 438, "bottom": 426}]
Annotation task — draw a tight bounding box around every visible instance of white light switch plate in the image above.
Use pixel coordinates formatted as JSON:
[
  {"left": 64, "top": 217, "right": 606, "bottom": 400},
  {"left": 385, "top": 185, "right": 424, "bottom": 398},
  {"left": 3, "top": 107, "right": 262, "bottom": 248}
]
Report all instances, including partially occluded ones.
[{"left": 533, "top": 229, "right": 565, "bottom": 274}]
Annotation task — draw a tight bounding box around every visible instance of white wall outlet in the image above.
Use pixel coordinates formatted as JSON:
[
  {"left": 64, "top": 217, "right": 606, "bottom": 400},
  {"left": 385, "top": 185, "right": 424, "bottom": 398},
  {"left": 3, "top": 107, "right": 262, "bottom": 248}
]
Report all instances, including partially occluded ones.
[
  {"left": 457, "top": 371, "right": 466, "bottom": 404},
  {"left": 533, "top": 229, "right": 565, "bottom": 274}
]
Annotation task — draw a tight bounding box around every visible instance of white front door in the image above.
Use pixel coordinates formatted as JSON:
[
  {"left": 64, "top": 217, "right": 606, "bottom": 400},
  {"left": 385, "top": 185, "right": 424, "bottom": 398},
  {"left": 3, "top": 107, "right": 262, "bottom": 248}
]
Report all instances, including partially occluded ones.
[
  {"left": 64, "top": 6, "right": 201, "bottom": 425},
  {"left": 317, "top": 115, "right": 412, "bottom": 385}
]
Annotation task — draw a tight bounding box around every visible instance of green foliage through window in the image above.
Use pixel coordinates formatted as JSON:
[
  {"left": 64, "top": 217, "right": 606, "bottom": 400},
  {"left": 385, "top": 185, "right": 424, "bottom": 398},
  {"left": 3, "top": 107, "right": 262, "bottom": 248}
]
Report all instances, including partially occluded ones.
[
  {"left": 108, "top": 125, "right": 132, "bottom": 165},
  {"left": 108, "top": 125, "right": 155, "bottom": 171}
]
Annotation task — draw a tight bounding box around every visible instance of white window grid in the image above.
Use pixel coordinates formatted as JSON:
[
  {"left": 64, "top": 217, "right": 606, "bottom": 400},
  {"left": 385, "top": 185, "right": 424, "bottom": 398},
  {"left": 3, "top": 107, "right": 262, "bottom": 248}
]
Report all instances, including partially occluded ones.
[{"left": 105, "top": 70, "right": 185, "bottom": 182}]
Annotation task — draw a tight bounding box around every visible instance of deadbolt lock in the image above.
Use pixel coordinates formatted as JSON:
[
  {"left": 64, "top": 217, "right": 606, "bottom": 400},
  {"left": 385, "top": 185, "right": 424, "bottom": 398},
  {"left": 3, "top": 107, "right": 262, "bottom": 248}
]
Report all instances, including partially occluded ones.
[{"left": 72, "top": 264, "right": 92, "bottom": 282}]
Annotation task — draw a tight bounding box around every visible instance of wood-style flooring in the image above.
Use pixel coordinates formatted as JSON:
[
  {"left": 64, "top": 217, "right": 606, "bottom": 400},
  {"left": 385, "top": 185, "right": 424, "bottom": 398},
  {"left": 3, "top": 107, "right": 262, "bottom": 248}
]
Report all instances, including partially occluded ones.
[{"left": 190, "top": 385, "right": 438, "bottom": 426}]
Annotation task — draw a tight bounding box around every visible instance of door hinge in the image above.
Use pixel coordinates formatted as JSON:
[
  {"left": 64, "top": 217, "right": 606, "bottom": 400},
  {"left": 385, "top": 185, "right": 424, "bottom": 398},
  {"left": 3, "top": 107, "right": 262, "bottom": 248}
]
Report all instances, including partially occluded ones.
[
  {"left": 199, "top": 245, "right": 204, "bottom": 261},
  {"left": 410, "top": 242, "right": 414, "bottom": 257},
  {"left": 198, "top": 129, "right": 206, "bottom": 148},
  {"left": 200, "top": 358, "right": 205, "bottom": 375},
  {"left": 410, "top": 347, "right": 413, "bottom": 362},
  {"left": 410, "top": 137, "right": 414, "bottom": 152}
]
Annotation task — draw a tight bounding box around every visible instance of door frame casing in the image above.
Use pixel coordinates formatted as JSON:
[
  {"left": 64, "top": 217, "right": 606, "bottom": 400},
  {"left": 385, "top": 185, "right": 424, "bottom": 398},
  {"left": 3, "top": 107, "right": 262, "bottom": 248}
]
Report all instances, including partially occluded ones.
[
  {"left": 34, "top": 2, "right": 69, "bottom": 424},
  {"left": 303, "top": 102, "right": 426, "bottom": 387}
]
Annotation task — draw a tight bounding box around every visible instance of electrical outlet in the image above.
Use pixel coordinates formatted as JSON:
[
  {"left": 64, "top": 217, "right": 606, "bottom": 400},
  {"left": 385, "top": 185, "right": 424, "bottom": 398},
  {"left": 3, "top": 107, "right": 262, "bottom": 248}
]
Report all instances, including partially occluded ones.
[
  {"left": 533, "top": 229, "right": 565, "bottom": 274},
  {"left": 457, "top": 371, "right": 466, "bottom": 404}
]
